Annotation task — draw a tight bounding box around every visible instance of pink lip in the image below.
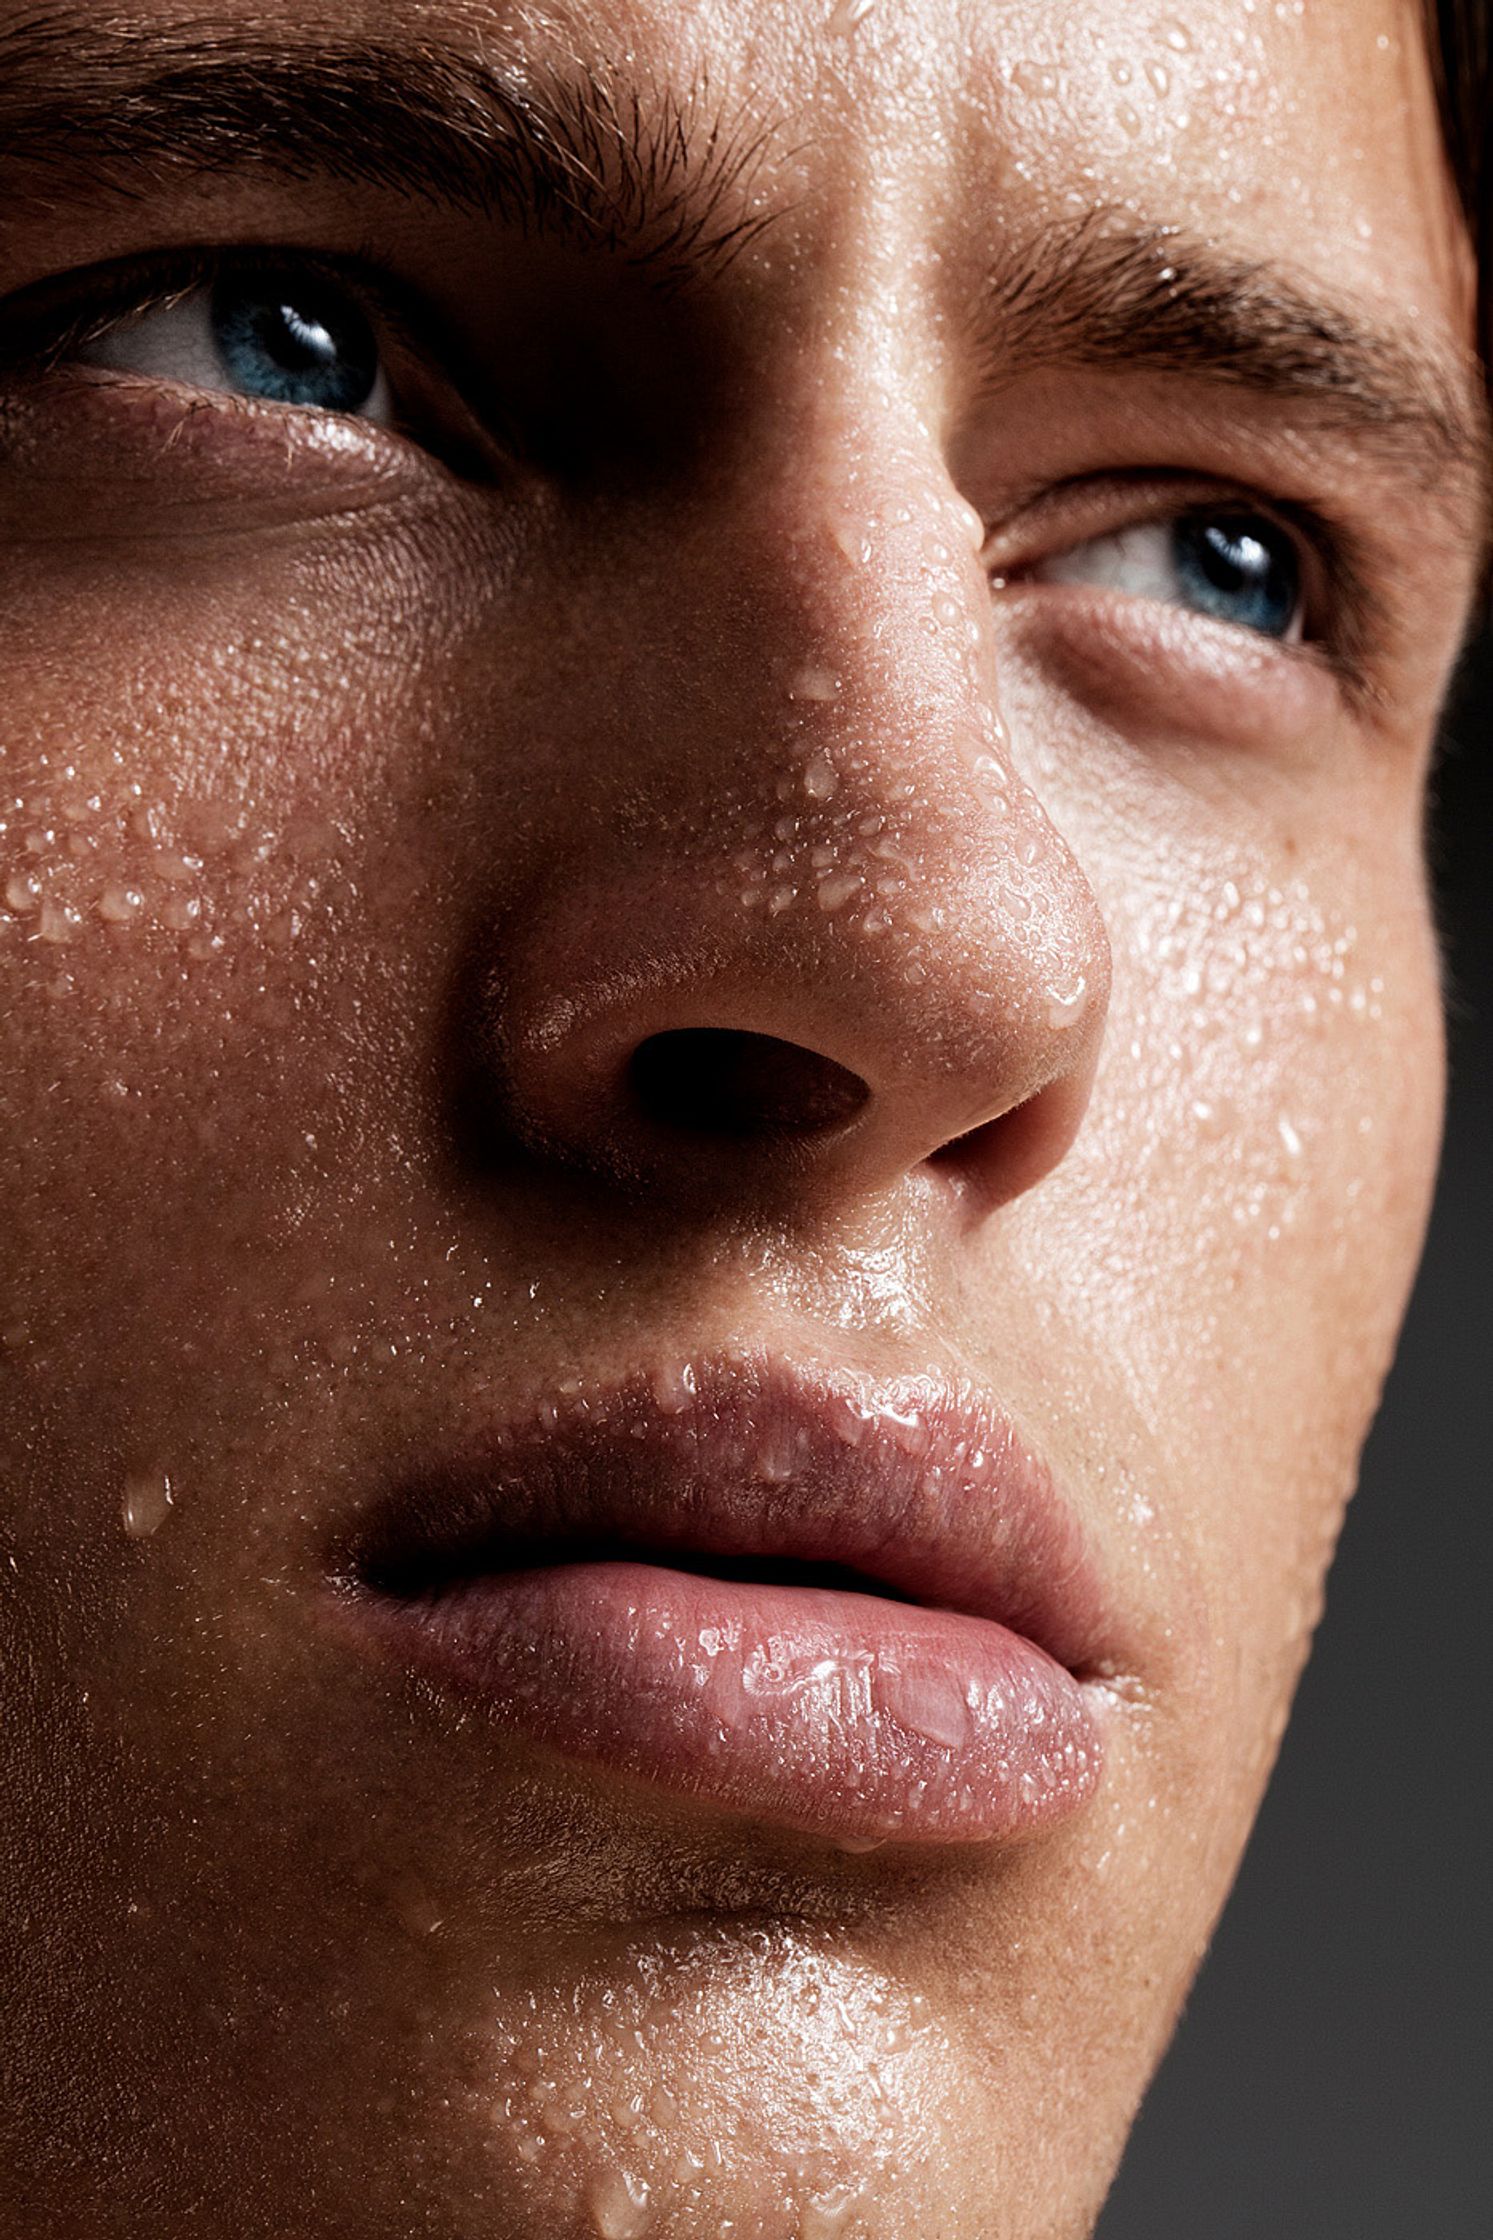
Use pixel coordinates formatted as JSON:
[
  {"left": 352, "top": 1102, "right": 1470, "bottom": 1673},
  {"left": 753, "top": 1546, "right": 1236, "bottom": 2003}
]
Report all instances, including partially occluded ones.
[{"left": 328, "top": 1355, "right": 1116, "bottom": 1849}]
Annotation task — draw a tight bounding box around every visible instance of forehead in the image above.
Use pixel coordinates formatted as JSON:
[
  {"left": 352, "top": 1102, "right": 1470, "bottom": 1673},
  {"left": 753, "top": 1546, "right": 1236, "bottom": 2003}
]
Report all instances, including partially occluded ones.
[
  {"left": 404, "top": 0, "right": 1459, "bottom": 332},
  {"left": 1, "top": 0, "right": 1466, "bottom": 326}
]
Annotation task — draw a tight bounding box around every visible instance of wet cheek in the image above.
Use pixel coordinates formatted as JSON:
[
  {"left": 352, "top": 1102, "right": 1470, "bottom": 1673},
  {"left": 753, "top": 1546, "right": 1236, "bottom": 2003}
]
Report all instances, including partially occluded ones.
[
  {"left": 1027, "top": 813, "right": 1442, "bottom": 1766},
  {"left": 0, "top": 515, "right": 462, "bottom": 995}
]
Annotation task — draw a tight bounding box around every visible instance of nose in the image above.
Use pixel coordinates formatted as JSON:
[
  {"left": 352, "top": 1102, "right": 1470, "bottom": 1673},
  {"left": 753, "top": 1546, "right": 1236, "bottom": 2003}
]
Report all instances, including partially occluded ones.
[{"left": 481, "top": 480, "right": 1111, "bottom": 1223}]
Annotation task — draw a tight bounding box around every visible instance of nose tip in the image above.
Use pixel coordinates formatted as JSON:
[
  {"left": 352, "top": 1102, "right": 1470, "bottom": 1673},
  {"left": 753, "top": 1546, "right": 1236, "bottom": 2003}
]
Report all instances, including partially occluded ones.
[
  {"left": 481, "top": 791, "right": 1110, "bottom": 1220},
  {"left": 629, "top": 1029, "right": 870, "bottom": 1141},
  {"left": 473, "top": 448, "right": 1112, "bottom": 1225}
]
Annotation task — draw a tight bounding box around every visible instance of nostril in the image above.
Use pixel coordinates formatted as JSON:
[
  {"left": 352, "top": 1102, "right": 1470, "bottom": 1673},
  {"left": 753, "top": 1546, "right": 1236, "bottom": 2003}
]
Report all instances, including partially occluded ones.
[{"left": 628, "top": 1029, "right": 869, "bottom": 1141}]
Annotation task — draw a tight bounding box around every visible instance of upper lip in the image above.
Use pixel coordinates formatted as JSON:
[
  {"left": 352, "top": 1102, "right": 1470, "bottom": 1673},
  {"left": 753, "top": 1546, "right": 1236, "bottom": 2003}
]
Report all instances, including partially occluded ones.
[{"left": 336, "top": 1351, "right": 1114, "bottom": 1681}]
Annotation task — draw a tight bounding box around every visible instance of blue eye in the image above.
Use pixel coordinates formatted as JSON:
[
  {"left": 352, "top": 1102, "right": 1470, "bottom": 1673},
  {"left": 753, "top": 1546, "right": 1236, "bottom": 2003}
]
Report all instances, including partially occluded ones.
[
  {"left": 1033, "top": 508, "right": 1305, "bottom": 642},
  {"left": 1173, "top": 515, "right": 1300, "bottom": 637},
  {"left": 209, "top": 272, "right": 381, "bottom": 414},
  {"left": 78, "top": 264, "right": 393, "bottom": 423}
]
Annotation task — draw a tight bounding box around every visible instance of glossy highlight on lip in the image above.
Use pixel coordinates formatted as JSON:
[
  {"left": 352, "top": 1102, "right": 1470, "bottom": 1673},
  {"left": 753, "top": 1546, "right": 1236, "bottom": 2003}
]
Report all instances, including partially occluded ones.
[{"left": 328, "top": 1355, "right": 1116, "bottom": 1848}]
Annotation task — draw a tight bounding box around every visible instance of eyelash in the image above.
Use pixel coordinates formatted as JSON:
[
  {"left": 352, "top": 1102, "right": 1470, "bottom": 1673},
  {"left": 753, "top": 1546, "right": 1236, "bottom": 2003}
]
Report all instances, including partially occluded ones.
[
  {"left": 0, "top": 242, "right": 507, "bottom": 472},
  {"left": 0, "top": 246, "right": 1384, "bottom": 691},
  {"left": 996, "top": 471, "right": 1379, "bottom": 688}
]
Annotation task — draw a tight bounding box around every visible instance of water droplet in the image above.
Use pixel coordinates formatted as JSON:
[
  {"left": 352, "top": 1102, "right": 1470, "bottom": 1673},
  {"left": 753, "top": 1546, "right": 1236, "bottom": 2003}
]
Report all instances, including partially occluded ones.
[
  {"left": 828, "top": 0, "right": 876, "bottom": 30},
  {"left": 801, "top": 2186, "right": 863, "bottom": 2239},
  {"left": 791, "top": 664, "right": 841, "bottom": 702},
  {"left": 817, "top": 874, "right": 862, "bottom": 912},
  {"left": 887, "top": 1665, "right": 972, "bottom": 1749},
  {"left": 1011, "top": 59, "right": 1060, "bottom": 98},
  {"left": 803, "top": 751, "right": 839, "bottom": 801},
  {"left": 151, "top": 847, "right": 202, "bottom": 884},
  {"left": 37, "top": 898, "right": 80, "bottom": 944},
  {"left": 4, "top": 870, "right": 41, "bottom": 914},
  {"left": 1277, "top": 1114, "right": 1303, "bottom": 1161},
  {"left": 396, "top": 1883, "right": 445, "bottom": 1937},
  {"left": 1046, "top": 979, "right": 1088, "bottom": 1030},
  {"left": 589, "top": 2166, "right": 652, "bottom": 2238},
  {"left": 1116, "top": 100, "right": 1142, "bottom": 134},
  {"left": 121, "top": 1469, "right": 173, "bottom": 1539},
  {"left": 948, "top": 494, "right": 986, "bottom": 550},
  {"left": 651, "top": 1361, "right": 697, "bottom": 1415},
  {"left": 1158, "top": 17, "right": 1191, "bottom": 51},
  {"left": 1109, "top": 55, "right": 1135, "bottom": 85},
  {"left": 97, "top": 884, "right": 145, "bottom": 924},
  {"left": 1145, "top": 57, "right": 1172, "bottom": 97}
]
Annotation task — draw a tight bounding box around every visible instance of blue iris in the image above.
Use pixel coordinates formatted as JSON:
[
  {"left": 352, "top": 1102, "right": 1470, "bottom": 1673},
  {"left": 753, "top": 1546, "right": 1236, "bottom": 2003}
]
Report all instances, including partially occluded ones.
[
  {"left": 1175, "top": 513, "right": 1301, "bottom": 639},
  {"left": 209, "top": 272, "right": 380, "bottom": 413}
]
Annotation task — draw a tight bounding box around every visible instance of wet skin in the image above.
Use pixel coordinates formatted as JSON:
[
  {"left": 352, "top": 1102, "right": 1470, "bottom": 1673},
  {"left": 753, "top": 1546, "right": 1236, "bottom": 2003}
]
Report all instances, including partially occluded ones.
[{"left": 0, "top": 1, "right": 1484, "bottom": 2235}]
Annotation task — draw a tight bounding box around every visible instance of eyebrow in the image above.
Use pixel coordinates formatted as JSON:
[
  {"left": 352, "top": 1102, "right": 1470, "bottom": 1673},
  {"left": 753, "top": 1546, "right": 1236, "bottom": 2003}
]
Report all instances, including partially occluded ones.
[
  {"left": 976, "top": 213, "right": 1490, "bottom": 518},
  {"left": 0, "top": 15, "right": 777, "bottom": 284},
  {"left": 0, "top": 13, "right": 1486, "bottom": 528}
]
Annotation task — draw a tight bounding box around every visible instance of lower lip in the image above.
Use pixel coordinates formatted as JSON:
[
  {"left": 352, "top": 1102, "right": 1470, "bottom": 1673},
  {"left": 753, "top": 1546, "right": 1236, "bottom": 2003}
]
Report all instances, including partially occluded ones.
[{"left": 342, "top": 1561, "right": 1103, "bottom": 1848}]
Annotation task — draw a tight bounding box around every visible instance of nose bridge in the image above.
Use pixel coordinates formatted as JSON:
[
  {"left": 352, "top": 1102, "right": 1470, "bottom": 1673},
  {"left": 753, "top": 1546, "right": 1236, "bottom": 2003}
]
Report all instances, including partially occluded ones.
[{"left": 486, "top": 406, "right": 1111, "bottom": 1217}]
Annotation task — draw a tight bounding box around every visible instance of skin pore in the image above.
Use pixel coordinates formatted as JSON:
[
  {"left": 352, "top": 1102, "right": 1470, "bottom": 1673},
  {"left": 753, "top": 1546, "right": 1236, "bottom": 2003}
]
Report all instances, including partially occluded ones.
[{"left": 0, "top": 2, "right": 1484, "bottom": 2236}]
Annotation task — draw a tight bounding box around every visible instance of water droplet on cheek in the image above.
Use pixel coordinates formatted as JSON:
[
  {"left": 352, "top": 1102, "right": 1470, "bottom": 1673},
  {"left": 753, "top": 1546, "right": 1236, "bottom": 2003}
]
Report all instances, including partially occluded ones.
[
  {"left": 816, "top": 874, "right": 862, "bottom": 913},
  {"left": 121, "top": 1469, "right": 173, "bottom": 1539},
  {"left": 803, "top": 751, "right": 839, "bottom": 802},
  {"left": 588, "top": 2165, "right": 652, "bottom": 2237},
  {"left": 37, "top": 898, "right": 81, "bottom": 943},
  {"left": 151, "top": 847, "right": 202, "bottom": 884},
  {"left": 790, "top": 665, "right": 841, "bottom": 703},
  {"left": 4, "top": 871, "right": 42, "bottom": 914},
  {"left": 97, "top": 884, "right": 145, "bottom": 925},
  {"left": 801, "top": 2185, "right": 864, "bottom": 2238},
  {"left": 1010, "top": 59, "right": 1060, "bottom": 98}
]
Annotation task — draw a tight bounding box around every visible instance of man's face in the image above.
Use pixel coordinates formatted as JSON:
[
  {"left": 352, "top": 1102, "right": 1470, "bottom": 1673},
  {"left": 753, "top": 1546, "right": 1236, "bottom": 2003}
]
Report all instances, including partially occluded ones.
[{"left": 0, "top": 1, "right": 1480, "bottom": 2234}]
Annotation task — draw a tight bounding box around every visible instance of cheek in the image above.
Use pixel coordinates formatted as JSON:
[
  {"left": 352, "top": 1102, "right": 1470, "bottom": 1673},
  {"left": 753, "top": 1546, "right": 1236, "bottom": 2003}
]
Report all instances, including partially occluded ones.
[
  {"left": 0, "top": 528, "right": 461, "bottom": 1147},
  {"left": 1027, "top": 776, "right": 1444, "bottom": 1791}
]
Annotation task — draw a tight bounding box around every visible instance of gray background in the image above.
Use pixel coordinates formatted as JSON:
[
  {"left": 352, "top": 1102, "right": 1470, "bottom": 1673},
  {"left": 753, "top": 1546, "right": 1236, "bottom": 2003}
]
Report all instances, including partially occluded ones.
[{"left": 1097, "top": 635, "right": 1492, "bottom": 2237}]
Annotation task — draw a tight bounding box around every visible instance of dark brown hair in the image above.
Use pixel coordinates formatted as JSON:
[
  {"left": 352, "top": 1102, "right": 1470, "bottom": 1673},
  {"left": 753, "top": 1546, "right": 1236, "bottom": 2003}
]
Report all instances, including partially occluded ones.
[{"left": 1428, "top": 0, "right": 1492, "bottom": 363}]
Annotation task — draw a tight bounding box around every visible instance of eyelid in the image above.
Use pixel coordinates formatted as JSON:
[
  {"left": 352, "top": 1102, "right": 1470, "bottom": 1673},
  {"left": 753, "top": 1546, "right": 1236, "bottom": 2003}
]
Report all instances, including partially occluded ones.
[
  {"left": 0, "top": 244, "right": 510, "bottom": 476},
  {"left": 986, "top": 470, "right": 1382, "bottom": 695}
]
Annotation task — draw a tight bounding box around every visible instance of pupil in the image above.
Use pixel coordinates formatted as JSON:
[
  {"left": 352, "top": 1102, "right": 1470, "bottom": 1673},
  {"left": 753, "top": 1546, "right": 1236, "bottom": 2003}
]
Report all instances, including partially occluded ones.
[
  {"left": 210, "top": 273, "right": 380, "bottom": 414},
  {"left": 1177, "top": 514, "right": 1299, "bottom": 639}
]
